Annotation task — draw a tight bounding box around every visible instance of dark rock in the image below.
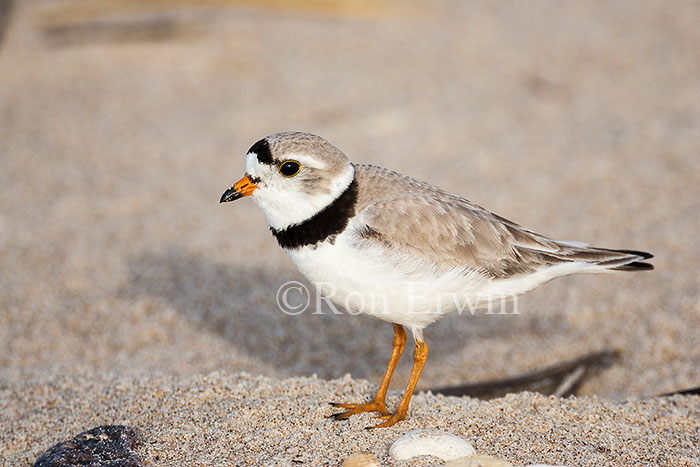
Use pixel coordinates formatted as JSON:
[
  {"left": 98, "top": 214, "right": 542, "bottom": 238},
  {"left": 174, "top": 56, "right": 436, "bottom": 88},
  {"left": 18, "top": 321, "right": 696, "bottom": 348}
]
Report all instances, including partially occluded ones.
[{"left": 34, "top": 425, "right": 141, "bottom": 467}]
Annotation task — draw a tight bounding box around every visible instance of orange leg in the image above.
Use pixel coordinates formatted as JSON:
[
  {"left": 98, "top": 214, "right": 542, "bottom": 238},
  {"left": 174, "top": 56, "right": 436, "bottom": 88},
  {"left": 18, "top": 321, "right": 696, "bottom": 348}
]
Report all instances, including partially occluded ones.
[
  {"left": 370, "top": 338, "right": 428, "bottom": 429},
  {"left": 330, "top": 324, "right": 407, "bottom": 420}
]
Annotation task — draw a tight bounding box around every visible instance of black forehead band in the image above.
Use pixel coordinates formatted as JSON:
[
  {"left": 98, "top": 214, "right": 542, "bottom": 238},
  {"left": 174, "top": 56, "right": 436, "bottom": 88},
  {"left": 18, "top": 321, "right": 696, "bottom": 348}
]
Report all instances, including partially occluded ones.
[{"left": 247, "top": 139, "right": 274, "bottom": 165}]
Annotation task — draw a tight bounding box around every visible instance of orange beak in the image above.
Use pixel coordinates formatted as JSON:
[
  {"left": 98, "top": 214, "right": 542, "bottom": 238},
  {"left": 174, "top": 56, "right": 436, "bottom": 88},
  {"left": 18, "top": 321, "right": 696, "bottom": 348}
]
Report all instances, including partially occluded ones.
[{"left": 220, "top": 175, "right": 259, "bottom": 203}]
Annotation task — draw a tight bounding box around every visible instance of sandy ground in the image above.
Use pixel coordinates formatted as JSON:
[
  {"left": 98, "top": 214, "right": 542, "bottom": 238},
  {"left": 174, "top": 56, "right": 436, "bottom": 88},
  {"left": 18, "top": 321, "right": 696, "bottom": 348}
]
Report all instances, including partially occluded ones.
[
  {"left": 1, "top": 0, "right": 699, "bottom": 465},
  {"left": 3, "top": 372, "right": 699, "bottom": 465}
]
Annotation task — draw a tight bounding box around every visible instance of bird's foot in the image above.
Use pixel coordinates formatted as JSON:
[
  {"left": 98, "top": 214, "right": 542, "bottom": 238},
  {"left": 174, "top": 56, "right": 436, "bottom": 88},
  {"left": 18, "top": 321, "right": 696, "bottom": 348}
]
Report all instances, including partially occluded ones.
[
  {"left": 329, "top": 400, "right": 389, "bottom": 420},
  {"left": 365, "top": 409, "right": 407, "bottom": 429}
]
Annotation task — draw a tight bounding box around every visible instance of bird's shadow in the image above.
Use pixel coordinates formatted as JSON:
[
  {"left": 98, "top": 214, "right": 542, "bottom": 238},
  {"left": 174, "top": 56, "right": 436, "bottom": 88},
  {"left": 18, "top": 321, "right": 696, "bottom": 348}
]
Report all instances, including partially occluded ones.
[{"left": 119, "top": 248, "right": 542, "bottom": 381}]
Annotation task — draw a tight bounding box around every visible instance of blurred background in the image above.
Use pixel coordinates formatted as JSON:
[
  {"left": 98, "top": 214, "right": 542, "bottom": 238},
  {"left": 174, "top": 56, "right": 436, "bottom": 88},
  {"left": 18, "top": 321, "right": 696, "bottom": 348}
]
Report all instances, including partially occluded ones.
[{"left": 1, "top": 0, "right": 698, "bottom": 399}]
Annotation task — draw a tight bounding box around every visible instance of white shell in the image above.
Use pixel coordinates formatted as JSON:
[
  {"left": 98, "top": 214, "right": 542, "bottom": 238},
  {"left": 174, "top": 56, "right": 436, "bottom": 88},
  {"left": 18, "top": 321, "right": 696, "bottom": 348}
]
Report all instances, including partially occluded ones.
[{"left": 389, "top": 429, "right": 475, "bottom": 461}]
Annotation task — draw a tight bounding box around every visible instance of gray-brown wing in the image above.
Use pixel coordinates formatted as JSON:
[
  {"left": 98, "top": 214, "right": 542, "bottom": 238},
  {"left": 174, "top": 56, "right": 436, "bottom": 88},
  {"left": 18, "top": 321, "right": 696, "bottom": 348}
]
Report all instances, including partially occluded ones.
[{"left": 352, "top": 165, "right": 652, "bottom": 277}]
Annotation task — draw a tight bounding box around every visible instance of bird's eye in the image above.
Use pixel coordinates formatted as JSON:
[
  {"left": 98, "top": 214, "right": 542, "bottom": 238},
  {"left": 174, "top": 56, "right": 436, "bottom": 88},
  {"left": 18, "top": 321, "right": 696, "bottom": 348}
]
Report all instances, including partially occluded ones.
[{"left": 279, "top": 160, "right": 301, "bottom": 177}]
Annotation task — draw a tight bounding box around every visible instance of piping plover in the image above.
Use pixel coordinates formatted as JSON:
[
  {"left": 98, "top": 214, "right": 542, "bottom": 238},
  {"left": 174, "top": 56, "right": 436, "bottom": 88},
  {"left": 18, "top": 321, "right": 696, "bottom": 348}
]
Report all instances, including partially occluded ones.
[{"left": 220, "top": 131, "right": 653, "bottom": 428}]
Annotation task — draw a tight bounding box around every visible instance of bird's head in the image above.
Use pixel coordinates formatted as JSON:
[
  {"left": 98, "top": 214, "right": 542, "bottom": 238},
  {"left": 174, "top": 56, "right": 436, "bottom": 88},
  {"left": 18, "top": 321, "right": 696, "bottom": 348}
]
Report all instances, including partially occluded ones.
[{"left": 220, "top": 132, "right": 355, "bottom": 231}]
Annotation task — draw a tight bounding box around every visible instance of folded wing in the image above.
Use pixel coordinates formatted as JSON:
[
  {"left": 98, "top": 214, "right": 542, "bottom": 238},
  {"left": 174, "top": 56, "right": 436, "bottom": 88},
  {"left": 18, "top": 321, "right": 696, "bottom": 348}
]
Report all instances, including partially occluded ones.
[{"left": 353, "top": 165, "right": 653, "bottom": 278}]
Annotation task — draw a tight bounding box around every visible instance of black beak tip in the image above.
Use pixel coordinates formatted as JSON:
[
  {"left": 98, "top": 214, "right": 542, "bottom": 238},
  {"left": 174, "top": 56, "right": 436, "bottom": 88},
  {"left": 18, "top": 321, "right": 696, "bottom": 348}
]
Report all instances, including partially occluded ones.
[{"left": 220, "top": 187, "right": 241, "bottom": 203}]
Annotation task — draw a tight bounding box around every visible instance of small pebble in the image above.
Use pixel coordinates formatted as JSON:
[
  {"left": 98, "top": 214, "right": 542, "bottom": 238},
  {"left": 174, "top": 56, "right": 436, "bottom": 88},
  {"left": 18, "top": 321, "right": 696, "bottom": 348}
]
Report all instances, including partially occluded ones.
[
  {"left": 341, "top": 452, "right": 381, "bottom": 467},
  {"left": 389, "top": 429, "right": 475, "bottom": 461},
  {"left": 446, "top": 454, "right": 514, "bottom": 467}
]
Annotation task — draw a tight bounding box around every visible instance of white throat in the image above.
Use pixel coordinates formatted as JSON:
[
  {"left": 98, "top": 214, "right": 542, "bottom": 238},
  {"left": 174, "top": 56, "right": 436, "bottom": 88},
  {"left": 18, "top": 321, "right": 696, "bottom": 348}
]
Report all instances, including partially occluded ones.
[{"left": 250, "top": 159, "right": 355, "bottom": 231}]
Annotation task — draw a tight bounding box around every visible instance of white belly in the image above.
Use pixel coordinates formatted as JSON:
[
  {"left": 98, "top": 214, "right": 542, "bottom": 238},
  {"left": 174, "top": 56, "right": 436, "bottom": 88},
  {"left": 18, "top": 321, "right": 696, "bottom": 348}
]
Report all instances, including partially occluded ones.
[{"left": 284, "top": 230, "right": 494, "bottom": 332}]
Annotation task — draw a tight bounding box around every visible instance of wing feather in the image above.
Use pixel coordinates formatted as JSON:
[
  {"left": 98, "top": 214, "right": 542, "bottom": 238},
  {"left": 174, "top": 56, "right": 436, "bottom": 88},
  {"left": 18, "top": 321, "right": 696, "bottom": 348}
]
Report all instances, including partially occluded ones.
[{"left": 352, "top": 165, "right": 652, "bottom": 277}]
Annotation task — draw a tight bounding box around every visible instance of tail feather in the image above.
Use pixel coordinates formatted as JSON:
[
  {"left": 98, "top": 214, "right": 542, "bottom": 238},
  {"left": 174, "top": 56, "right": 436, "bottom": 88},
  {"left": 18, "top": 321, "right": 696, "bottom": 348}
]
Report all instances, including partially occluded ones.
[
  {"left": 610, "top": 261, "right": 654, "bottom": 271},
  {"left": 537, "top": 244, "right": 654, "bottom": 272},
  {"left": 591, "top": 247, "right": 654, "bottom": 271},
  {"left": 597, "top": 248, "right": 654, "bottom": 260}
]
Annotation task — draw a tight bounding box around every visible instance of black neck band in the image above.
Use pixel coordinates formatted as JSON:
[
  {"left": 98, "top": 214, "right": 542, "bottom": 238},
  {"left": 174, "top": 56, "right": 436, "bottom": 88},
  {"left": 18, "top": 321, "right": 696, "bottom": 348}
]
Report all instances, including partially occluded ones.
[{"left": 271, "top": 177, "right": 358, "bottom": 249}]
